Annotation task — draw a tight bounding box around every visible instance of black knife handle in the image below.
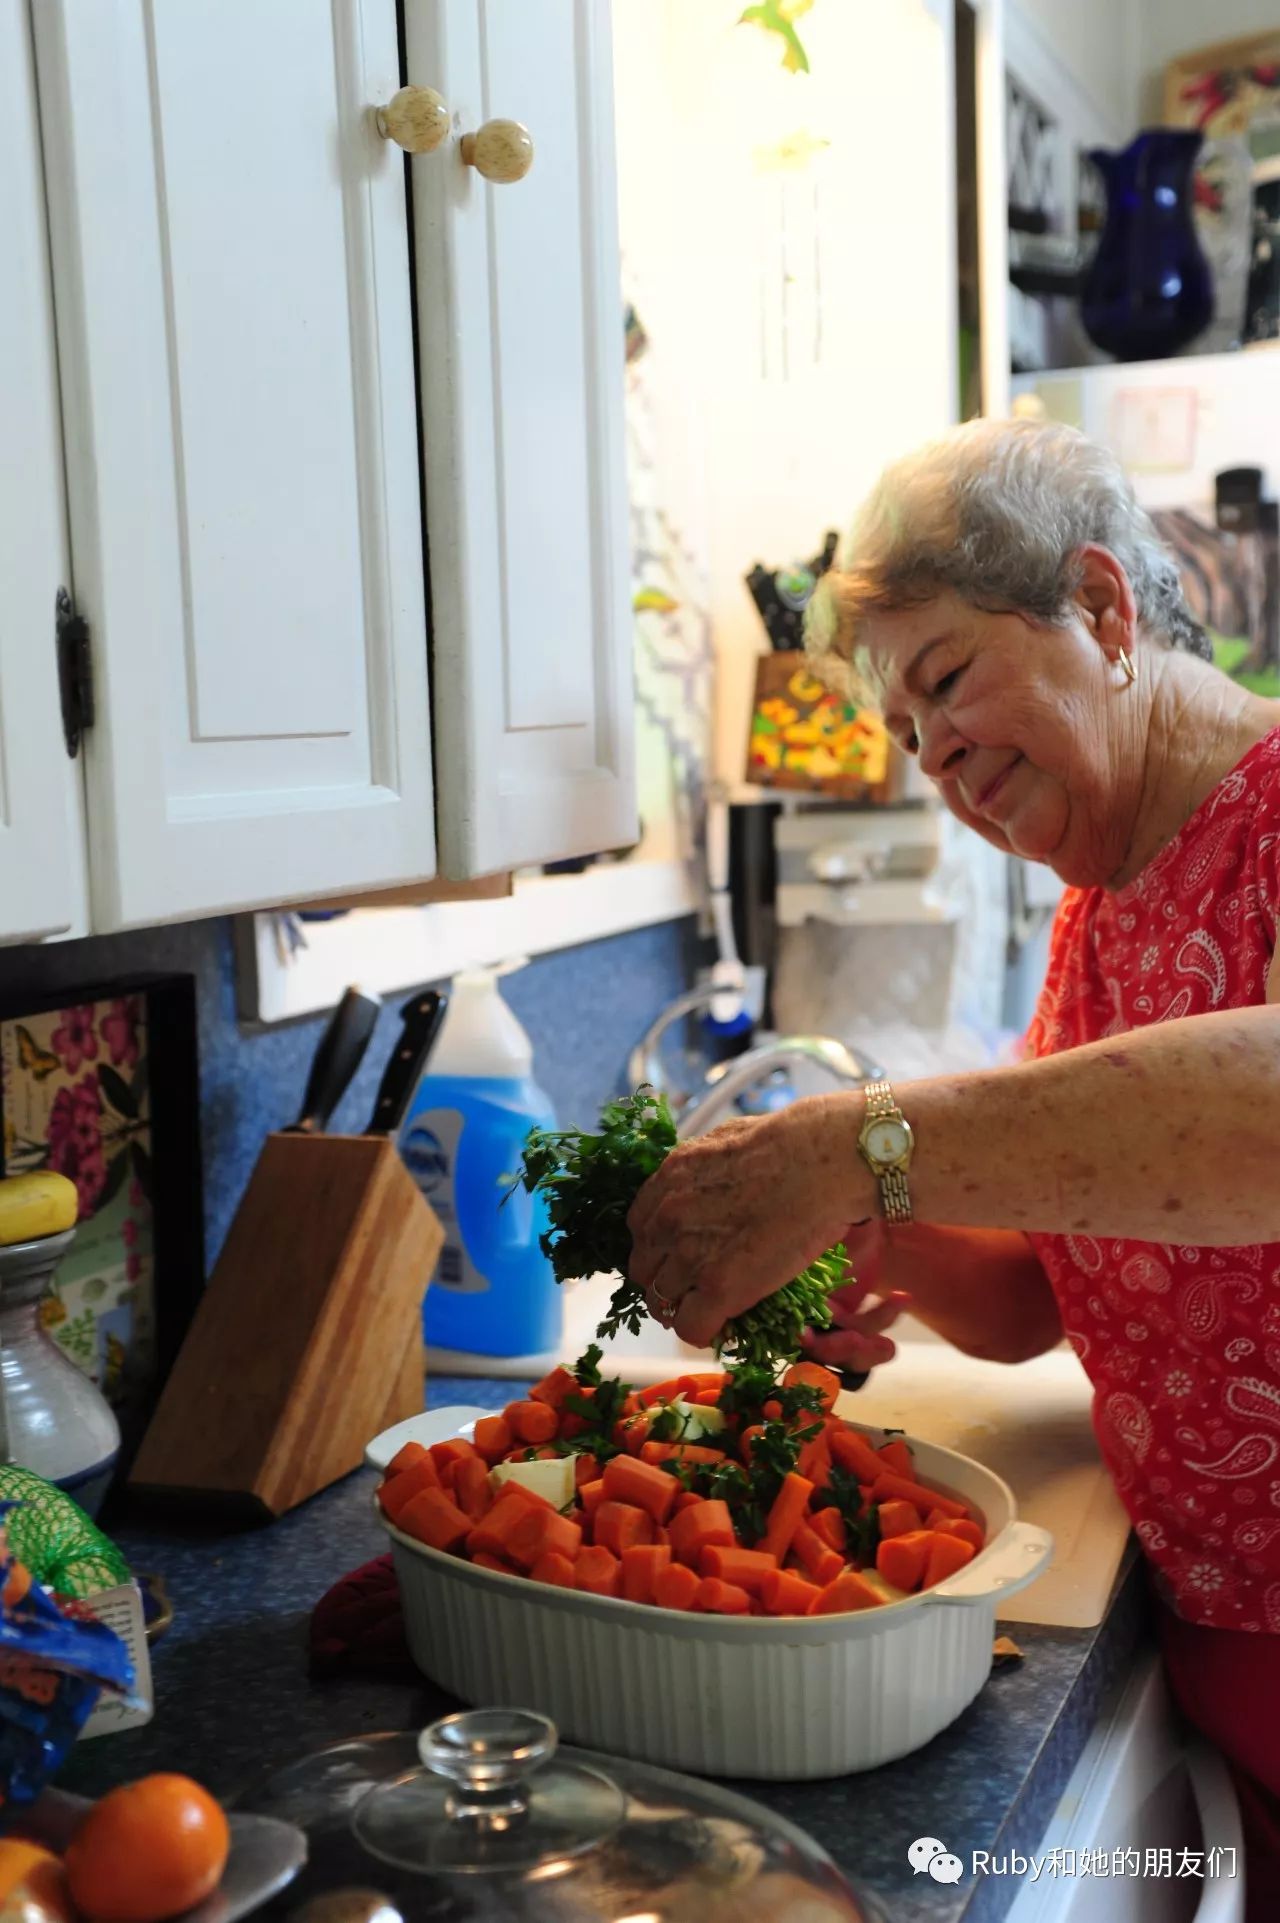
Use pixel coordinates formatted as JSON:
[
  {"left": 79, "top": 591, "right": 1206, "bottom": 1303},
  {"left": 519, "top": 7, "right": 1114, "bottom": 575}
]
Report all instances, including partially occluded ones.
[
  {"left": 367, "top": 989, "right": 449, "bottom": 1136},
  {"left": 292, "top": 987, "right": 382, "bottom": 1134}
]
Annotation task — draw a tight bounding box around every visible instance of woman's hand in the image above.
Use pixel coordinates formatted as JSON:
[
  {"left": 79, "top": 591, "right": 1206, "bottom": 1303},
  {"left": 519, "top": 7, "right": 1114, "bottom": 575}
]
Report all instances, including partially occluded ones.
[
  {"left": 625, "top": 1092, "right": 872, "bottom": 1349},
  {"left": 801, "top": 1222, "right": 912, "bottom": 1373}
]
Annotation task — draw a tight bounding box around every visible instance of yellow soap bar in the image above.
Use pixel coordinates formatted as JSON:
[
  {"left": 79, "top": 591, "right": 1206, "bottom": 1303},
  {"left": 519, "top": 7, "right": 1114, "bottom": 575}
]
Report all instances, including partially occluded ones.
[{"left": 0, "top": 1172, "right": 78, "bottom": 1246}]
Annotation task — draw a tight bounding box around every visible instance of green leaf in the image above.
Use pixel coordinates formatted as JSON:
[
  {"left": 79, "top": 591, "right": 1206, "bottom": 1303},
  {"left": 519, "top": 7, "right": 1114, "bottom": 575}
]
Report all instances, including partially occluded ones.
[
  {"left": 98, "top": 1064, "right": 137, "bottom": 1120},
  {"left": 130, "top": 1140, "right": 153, "bottom": 1203},
  {"left": 717, "top": 1364, "right": 778, "bottom": 1423},
  {"left": 738, "top": 1, "right": 811, "bottom": 73},
  {"left": 574, "top": 1343, "right": 604, "bottom": 1387},
  {"left": 129, "top": 1057, "right": 149, "bottom": 1116},
  {"left": 95, "top": 1145, "right": 129, "bottom": 1215},
  {"left": 557, "top": 1345, "right": 632, "bottom": 1461},
  {"left": 648, "top": 1405, "right": 684, "bottom": 1442},
  {"left": 817, "top": 1465, "right": 882, "bottom": 1566},
  {"left": 55, "top": 1307, "right": 98, "bottom": 1370}
]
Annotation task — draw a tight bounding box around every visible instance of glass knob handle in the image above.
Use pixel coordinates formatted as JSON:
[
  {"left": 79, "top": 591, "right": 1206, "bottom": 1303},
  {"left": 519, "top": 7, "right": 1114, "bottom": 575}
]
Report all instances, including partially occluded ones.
[{"left": 419, "top": 1709, "right": 556, "bottom": 1801}]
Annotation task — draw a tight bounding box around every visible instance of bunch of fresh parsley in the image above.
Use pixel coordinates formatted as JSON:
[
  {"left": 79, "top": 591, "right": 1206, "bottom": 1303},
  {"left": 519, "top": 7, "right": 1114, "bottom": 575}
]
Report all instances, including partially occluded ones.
[{"left": 512, "top": 1085, "right": 847, "bottom": 1369}]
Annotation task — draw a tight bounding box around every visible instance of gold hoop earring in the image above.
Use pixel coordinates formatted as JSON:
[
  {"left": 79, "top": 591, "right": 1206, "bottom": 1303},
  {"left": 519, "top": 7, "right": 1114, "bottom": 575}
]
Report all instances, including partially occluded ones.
[{"left": 1118, "top": 646, "right": 1137, "bottom": 684}]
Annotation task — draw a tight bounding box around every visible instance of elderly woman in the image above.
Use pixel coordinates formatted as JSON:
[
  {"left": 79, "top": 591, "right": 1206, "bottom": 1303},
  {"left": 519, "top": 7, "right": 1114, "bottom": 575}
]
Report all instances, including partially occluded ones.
[{"left": 627, "top": 418, "right": 1280, "bottom": 1905}]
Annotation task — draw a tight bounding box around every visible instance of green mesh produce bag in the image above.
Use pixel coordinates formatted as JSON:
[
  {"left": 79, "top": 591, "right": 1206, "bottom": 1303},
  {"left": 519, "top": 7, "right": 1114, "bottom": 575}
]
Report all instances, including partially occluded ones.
[{"left": 0, "top": 1465, "right": 130, "bottom": 1597}]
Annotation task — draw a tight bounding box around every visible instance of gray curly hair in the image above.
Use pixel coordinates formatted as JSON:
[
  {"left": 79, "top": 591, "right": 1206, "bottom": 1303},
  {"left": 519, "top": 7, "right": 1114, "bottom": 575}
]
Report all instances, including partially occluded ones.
[{"left": 806, "top": 418, "right": 1210, "bottom": 695}]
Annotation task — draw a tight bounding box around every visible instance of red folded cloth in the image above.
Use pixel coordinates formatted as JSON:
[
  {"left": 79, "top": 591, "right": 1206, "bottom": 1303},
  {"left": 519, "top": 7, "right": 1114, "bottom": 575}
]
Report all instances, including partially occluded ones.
[{"left": 308, "top": 1554, "right": 415, "bottom": 1680}]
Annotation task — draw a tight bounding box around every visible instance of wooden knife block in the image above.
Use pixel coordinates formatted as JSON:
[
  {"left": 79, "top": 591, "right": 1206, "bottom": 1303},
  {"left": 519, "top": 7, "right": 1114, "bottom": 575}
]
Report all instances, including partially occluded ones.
[{"left": 131, "top": 1133, "right": 441, "bottom": 1519}]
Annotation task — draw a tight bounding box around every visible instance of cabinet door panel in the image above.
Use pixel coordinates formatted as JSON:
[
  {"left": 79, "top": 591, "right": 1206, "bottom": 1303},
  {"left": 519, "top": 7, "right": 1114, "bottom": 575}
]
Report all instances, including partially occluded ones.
[
  {"left": 407, "top": 0, "right": 636, "bottom": 876},
  {"left": 0, "top": 0, "right": 87, "bottom": 942},
  {"left": 148, "top": 6, "right": 366, "bottom": 749},
  {"left": 33, "top": 0, "right": 434, "bottom": 929}
]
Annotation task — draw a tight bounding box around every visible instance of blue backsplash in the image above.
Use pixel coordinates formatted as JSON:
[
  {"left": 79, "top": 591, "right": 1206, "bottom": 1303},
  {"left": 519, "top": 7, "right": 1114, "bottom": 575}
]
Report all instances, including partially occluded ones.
[{"left": 0, "top": 916, "right": 700, "bottom": 1271}]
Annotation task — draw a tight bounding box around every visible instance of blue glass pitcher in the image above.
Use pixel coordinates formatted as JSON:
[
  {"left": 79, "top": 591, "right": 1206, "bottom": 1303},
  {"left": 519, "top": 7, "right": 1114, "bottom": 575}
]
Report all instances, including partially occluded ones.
[{"left": 1080, "top": 130, "right": 1213, "bottom": 362}]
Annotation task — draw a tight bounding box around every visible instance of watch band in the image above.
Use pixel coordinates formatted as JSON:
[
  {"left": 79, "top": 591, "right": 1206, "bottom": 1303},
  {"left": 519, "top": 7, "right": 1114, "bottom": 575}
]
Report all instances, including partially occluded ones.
[
  {"left": 862, "top": 1080, "right": 913, "bottom": 1225},
  {"left": 878, "top": 1168, "right": 913, "bottom": 1226}
]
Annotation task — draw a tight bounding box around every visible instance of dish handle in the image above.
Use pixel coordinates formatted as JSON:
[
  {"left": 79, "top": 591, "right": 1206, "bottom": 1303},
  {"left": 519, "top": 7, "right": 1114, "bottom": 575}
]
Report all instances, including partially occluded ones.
[
  {"left": 364, "top": 1404, "right": 493, "bottom": 1472},
  {"left": 927, "top": 1521, "right": 1054, "bottom": 1606}
]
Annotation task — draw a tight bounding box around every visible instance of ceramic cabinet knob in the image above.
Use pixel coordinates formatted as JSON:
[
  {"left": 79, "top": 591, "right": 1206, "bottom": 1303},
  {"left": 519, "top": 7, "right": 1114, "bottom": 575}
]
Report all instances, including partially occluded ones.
[
  {"left": 375, "top": 86, "right": 450, "bottom": 155},
  {"left": 460, "top": 119, "right": 534, "bottom": 184}
]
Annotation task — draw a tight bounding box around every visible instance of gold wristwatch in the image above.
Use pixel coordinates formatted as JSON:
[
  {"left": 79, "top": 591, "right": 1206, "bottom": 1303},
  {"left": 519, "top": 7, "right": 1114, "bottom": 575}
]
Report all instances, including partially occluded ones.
[{"left": 857, "top": 1081, "right": 914, "bottom": 1224}]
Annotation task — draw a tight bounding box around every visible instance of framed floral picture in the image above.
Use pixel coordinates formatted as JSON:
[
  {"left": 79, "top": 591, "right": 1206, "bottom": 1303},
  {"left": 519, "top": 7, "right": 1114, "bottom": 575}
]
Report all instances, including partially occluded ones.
[{"left": 0, "top": 975, "right": 203, "bottom": 1459}]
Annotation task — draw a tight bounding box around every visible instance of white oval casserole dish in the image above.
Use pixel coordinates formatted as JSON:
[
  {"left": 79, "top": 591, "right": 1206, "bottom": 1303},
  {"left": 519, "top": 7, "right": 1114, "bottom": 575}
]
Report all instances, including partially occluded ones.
[{"left": 367, "top": 1402, "right": 1053, "bottom": 1780}]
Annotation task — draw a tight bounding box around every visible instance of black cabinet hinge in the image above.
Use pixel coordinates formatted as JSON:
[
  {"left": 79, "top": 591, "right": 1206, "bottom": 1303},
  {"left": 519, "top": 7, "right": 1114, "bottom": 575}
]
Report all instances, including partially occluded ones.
[{"left": 56, "top": 588, "right": 94, "bottom": 760}]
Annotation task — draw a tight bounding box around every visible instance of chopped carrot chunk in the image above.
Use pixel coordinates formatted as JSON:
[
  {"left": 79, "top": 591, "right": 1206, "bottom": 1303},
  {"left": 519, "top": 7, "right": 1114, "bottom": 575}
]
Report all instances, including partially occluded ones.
[
  {"left": 652, "top": 1560, "right": 700, "bottom": 1610},
  {"left": 396, "top": 1487, "right": 472, "bottom": 1553},
  {"left": 621, "top": 1544, "right": 671, "bottom": 1604},
  {"left": 923, "top": 1531, "right": 976, "bottom": 1588},
  {"left": 574, "top": 1545, "right": 622, "bottom": 1597},
  {"left": 529, "top": 1551, "right": 577, "bottom": 1588},
  {"left": 810, "top": 1570, "right": 885, "bottom": 1614},
  {"left": 695, "top": 1576, "right": 751, "bottom": 1615},
  {"left": 877, "top": 1499, "right": 923, "bottom": 1540},
  {"left": 386, "top": 1441, "right": 429, "bottom": 1478}
]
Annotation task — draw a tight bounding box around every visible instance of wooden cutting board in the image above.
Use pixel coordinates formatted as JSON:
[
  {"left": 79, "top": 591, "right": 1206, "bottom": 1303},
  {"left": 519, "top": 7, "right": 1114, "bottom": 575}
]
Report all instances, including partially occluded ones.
[
  {"left": 131, "top": 1133, "right": 441, "bottom": 1519},
  {"left": 833, "top": 1345, "right": 1132, "bottom": 1628}
]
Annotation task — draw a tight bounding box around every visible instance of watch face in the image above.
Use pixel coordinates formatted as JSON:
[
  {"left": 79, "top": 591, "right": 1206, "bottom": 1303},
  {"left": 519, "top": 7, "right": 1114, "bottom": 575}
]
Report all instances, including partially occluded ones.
[{"left": 864, "top": 1117, "right": 910, "bottom": 1167}]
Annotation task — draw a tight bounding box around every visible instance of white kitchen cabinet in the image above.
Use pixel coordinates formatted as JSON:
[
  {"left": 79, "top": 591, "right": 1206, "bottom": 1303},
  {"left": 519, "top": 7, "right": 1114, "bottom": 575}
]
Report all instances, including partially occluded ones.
[
  {"left": 1, "top": 0, "right": 652, "bottom": 935},
  {"left": 32, "top": 0, "right": 436, "bottom": 931},
  {"left": 405, "top": 0, "right": 637, "bottom": 877},
  {"left": 0, "top": 0, "right": 89, "bottom": 942}
]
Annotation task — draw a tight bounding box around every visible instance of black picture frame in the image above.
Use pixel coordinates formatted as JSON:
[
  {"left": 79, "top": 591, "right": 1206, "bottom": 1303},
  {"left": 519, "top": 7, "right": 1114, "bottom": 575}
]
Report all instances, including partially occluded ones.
[{"left": 0, "top": 972, "right": 204, "bottom": 1469}]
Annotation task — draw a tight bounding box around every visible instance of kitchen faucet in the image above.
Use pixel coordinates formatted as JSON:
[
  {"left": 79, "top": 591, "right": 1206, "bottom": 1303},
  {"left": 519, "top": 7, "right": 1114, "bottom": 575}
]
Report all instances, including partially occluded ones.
[{"left": 628, "top": 983, "right": 885, "bottom": 1140}]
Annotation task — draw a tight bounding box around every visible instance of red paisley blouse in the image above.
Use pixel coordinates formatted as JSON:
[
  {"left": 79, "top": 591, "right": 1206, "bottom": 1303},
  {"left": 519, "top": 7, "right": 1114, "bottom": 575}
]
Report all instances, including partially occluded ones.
[{"left": 1024, "top": 725, "right": 1280, "bottom": 1631}]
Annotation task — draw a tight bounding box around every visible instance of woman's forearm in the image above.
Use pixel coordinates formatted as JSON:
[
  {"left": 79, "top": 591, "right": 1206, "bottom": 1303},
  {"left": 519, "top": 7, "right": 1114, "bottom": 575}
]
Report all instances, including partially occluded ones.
[
  {"left": 881, "top": 1004, "right": 1280, "bottom": 1245},
  {"left": 625, "top": 1003, "right": 1280, "bottom": 1350},
  {"left": 885, "top": 1224, "right": 1063, "bottom": 1362}
]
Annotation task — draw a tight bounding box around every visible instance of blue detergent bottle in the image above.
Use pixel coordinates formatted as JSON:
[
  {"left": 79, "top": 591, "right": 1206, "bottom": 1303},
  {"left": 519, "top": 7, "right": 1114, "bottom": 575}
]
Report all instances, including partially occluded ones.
[{"left": 399, "top": 965, "right": 562, "bottom": 1357}]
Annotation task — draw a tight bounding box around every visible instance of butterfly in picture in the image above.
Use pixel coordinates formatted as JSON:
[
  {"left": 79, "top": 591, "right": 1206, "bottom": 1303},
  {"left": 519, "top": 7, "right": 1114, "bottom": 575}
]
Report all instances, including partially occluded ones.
[{"left": 15, "top": 1027, "right": 59, "bottom": 1081}]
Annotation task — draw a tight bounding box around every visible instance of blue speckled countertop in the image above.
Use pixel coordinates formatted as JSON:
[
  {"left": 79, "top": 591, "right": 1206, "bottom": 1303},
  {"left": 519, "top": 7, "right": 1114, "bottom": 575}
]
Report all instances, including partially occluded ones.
[{"left": 65, "top": 1376, "right": 1149, "bottom": 1923}]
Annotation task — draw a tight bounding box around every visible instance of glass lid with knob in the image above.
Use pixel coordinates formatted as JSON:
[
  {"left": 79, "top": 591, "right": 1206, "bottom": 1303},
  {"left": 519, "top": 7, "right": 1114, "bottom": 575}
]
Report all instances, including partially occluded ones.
[
  {"left": 246, "top": 1708, "right": 883, "bottom": 1923},
  {"left": 355, "top": 1708, "right": 625, "bottom": 1876}
]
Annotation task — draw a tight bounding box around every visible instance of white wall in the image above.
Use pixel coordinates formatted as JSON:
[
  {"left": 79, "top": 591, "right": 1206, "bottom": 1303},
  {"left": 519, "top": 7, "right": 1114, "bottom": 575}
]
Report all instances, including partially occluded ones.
[
  {"left": 1011, "top": 0, "right": 1140, "bottom": 138},
  {"left": 1006, "top": 0, "right": 1278, "bottom": 371},
  {"left": 1004, "top": 1, "right": 1135, "bottom": 371},
  {"left": 1010, "top": 1, "right": 1278, "bottom": 155},
  {"left": 613, "top": 0, "right": 959, "bottom": 781},
  {"left": 1136, "top": 1, "right": 1280, "bottom": 124}
]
